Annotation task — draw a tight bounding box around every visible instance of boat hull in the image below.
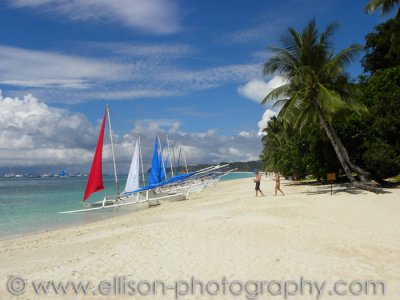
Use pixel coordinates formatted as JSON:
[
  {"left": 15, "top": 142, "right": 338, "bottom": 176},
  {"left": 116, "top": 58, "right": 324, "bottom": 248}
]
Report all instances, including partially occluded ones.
[{"left": 59, "top": 191, "right": 187, "bottom": 213}]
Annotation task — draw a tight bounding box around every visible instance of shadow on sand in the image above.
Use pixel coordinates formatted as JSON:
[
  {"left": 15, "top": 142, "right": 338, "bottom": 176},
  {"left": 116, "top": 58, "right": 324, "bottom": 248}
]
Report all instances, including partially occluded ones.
[{"left": 285, "top": 182, "right": 392, "bottom": 195}]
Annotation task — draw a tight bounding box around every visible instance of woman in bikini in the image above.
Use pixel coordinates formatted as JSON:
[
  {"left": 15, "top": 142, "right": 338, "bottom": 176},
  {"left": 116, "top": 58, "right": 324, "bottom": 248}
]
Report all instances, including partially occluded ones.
[{"left": 273, "top": 172, "right": 284, "bottom": 196}]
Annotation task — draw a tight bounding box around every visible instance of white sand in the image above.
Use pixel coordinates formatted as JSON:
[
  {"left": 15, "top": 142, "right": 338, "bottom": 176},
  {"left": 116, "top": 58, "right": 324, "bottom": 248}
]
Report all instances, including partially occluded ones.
[{"left": 1, "top": 176, "right": 399, "bottom": 299}]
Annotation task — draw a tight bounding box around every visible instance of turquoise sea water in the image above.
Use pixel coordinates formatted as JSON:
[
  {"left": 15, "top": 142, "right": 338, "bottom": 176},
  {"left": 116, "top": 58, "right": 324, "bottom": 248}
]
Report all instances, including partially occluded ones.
[{"left": 0, "top": 172, "right": 254, "bottom": 239}]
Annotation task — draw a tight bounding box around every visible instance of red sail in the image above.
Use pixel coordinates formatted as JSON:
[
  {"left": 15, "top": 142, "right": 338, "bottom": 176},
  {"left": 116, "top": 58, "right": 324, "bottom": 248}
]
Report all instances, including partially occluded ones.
[{"left": 83, "top": 111, "right": 106, "bottom": 201}]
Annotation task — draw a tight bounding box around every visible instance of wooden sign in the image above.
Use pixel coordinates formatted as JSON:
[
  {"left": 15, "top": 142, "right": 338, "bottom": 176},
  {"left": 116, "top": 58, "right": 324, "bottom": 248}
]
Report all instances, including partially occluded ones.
[{"left": 327, "top": 173, "right": 336, "bottom": 181}]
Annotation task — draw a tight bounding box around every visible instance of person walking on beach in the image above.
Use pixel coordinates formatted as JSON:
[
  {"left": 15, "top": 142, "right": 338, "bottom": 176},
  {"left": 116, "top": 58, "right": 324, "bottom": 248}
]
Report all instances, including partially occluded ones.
[
  {"left": 273, "top": 172, "right": 284, "bottom": 196},
  {"left": 253, "top": 170, "right": 264, "bottom": 197}
]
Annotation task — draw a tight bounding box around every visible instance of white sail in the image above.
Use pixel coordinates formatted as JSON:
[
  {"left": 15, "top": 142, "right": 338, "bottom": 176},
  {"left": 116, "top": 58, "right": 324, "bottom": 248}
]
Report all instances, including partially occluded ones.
[{"left": 124, "top": 139, "right": 140, "bottom": 193}]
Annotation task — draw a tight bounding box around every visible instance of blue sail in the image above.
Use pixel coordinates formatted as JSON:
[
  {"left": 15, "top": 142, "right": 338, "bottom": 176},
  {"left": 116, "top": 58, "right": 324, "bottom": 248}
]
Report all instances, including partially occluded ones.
[
  {"left": 149, "top": 137, "right": 161, "bottom": 185},
  {"left": 160, "top": 155, "right": 169, "bottom": 181},
  {"left": 125, "top": 172, "right": 196, "bottom": 194},
  {"left": 59, "top": 169, "right": 68, "bottom": 177},
  {"left": 158, "top": 143, "right": 164, "bottom": 167}
]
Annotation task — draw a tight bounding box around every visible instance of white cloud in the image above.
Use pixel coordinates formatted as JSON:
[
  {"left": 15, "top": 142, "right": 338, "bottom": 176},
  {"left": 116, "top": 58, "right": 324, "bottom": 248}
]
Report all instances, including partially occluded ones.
[
  {"left": 238, "top": 76, "right": 286, "bottom": 103},
  {"left": 95, "top": 43, "right": 194, "bottom": 58},
  {"left": 0, "top": 93, "right": 262, "bottom": 172},
  {"left": 238, "top": 131, "right": 250, "bottom": 137},
  {"left": 219, "top": 24, "right": 272, "bottom": 44},
  {"left": 124, "top": 120, "right": 262, "bottom": 166},
  {"left": 0, "top": 44, "right": 261, "bottom": 103},
  {"left": 0, "top": 45, "right": 126, "bottom": 89},
  {"left": 216, "top": 16, "right": 294, "bottom": 45},
  {"left": 158, "top": 64, "right": 260, "bottom": 86},
  {"left": 8, "top": 0, "right": 181, "bottom": 35},
  {"left": 257, "top": 109, "right": 278, "bottom": 136},
  {"left": 75, "top": 88, "right": 182, "bottom": 101},
  {"left": 0, "top": 93, "right": 98, "bottom": 167}
]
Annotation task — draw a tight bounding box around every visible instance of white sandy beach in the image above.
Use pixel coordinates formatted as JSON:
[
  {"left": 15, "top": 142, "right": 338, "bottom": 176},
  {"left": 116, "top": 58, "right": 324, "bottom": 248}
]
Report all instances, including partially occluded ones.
[{"left": 1, "top": 176, "right": 400, "bottom": 299}]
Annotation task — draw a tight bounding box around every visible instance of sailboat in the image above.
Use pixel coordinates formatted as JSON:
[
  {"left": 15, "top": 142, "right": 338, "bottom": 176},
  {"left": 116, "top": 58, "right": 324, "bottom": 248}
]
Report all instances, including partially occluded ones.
[
  {"left": 80, "top": 105, "right": 119, "bottom": 207},
  {"left": 122, "top": 135, "right": 193, "bottom": 206},
  {"left": 60, "top": 106, "right": 191, "bottom": 214},
  {"left": 154, "top": 140, "right": 234, "bottom": 194}
]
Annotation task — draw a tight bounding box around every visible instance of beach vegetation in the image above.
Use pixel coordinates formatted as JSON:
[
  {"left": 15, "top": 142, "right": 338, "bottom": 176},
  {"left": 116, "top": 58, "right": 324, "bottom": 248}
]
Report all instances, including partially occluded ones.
[
  {"left": 261, "top": 19, "right": 376, "bottom": 191},
  {"left": 260, "top": 14, "right": 400, "bottom": 185},
  {"left": 362, "top": 18, "right": 400, "bottom": 73}
]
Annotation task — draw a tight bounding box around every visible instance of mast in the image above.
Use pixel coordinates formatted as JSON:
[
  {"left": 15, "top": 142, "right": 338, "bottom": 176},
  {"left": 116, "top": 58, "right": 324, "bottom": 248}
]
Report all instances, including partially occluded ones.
[
  {"left": 166, "top": 135, "right": 174, "bottom": 177},
  {"left": 176, "top": 147, "right": 182, "bottom": 174},
  {"left": 157, "top": 134, "right": 168, "bottom": 180},
  {"left": 182, "top": 145, "right": 188, "bottom": 173},
  {"left": 138, "top": 135, "right": 146, "bottom": 186},
  {"left": 171, "top": 144, "right": 176, "bottom": 175},
  {"left": 106, "top": 105, "right": 120, "bottom": 196}
]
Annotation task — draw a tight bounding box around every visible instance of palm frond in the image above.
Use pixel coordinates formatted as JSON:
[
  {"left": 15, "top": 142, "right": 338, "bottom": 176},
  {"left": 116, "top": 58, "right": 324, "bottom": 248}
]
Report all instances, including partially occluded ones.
[
  {"left": 365, "top": 0, "right": 399, "bottom": 16},
  {"left": 278, "top": 90, "right": 305, "bottom": 124},
  {"left": 263, "top": 47, "right": 297, "bottom": 76},
  {"left": 294, "top": 103, "right": 316, "bottom": 131},
  {"left": 262, "top": 18, "right": 367, "bottom": 130},
  {"left": 288, "top": 27, "right": 303, "bottom": 50},
  {"left": 366, "top": 0, "right": 381, "bottom": 13},
  {"left": 261, "top": 83, "right": 290, "bottom": 104},
  {"left": 272, "top": 98, "right": 290, "bottom": 110},
  {"left": 319, "top": 22, "right": 340, "bottom": 48},
  {"left": 324, "top": 44, "right": 362, "bottom": 74},
  {"left": 316, "top": 83, "right": 346, "bottom": 116}
]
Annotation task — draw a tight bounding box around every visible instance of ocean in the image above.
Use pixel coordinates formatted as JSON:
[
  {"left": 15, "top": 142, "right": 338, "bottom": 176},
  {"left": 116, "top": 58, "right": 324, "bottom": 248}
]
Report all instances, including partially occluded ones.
[{"left": 0, "top": 172, "right": 254, "bottom": 239}]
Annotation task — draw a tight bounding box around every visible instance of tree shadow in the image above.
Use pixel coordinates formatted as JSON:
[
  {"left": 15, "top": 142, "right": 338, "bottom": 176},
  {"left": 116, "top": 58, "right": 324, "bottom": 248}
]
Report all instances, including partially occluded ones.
[
  {"left": 304, "top": 184, "right": 364, "bottom": 195},
  {"left": 291, "top": 183, "right": 392, "bottom": 195}
]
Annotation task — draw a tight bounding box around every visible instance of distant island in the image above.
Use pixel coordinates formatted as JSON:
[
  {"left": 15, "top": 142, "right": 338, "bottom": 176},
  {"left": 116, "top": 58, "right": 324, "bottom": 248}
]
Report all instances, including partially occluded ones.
[
  {"left": 1, "top": 161, "right": 264, "bottom": 178},
  {"left": 186, "top": 161, "right": 263, "bottom": 173}
]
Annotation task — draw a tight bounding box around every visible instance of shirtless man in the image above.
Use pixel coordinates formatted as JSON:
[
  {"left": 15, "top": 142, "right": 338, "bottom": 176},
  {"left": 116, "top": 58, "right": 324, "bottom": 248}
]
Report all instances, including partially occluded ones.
[
  {"left": 273, "top": 172, "right": 284, "bottom": 196},
  {"left": 253, "top": 170, "right": 264, "bottom": 197}
]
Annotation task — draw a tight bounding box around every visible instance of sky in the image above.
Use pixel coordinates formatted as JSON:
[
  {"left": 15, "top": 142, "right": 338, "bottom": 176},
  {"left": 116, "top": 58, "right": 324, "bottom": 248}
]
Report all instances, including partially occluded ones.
[{"left": 0, "top": 0, "right": 390, "bottom": 174}]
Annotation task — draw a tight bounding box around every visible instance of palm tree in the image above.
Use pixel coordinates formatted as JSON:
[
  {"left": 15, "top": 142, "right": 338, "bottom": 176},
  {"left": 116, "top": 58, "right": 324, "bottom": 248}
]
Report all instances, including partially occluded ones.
[
  {"left": 365, "top": 0, "right": 400, "bottom": 19},
  {"left": 260, "top": 117, "right": 290, "bottom": 174},
  {"left": 262, "top": 19, "right": 378, "bottom": 192}
]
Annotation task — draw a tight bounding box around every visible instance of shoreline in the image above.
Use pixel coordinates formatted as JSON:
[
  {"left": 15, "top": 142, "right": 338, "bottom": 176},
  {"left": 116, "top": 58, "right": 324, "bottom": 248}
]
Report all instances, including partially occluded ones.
[
  {"left": 0, "top": 172, "right": 252, "bottom": 241},
  {"left": 0, "top": 202, "right": 151, "bottom": 242},
  {"left": 0, "top": 176, "right": 252, "bottom": 242},
  {"left": 0, "top": 176, "right": 396, "bottom": 242},
  {"left": 1, "top": 177, "right": 400, "bottom": 299}
]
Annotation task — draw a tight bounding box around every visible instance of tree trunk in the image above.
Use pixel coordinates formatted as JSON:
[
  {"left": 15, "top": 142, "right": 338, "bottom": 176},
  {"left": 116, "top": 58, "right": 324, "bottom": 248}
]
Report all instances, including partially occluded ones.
[
  {"left": 312, "top": 99, "right": 379, "bottom": 193},
  {"left": 327, "top": 123, "right": 371, "bottom": 183},
  {"left": 313, "top": 101, "right": 355, "bottom": 181}
]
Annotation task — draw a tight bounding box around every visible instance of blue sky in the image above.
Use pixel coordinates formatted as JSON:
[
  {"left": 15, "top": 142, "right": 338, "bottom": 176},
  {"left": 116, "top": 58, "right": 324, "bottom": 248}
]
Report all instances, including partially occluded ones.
[{"left": 0, "top": 0, "right": 391, "bottom": 173}]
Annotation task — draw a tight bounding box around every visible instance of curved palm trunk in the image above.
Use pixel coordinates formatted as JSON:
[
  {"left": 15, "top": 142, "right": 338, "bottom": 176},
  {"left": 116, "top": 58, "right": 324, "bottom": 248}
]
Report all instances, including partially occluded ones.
[
  {"left": 314, "top": 104, "right": 355, "bottom": 181},
  {"left": 312, "top": 99, "right": 379, "bottom": 193},
  {"left": 327, "top": 123, "right": 371, "bottom": 182}
]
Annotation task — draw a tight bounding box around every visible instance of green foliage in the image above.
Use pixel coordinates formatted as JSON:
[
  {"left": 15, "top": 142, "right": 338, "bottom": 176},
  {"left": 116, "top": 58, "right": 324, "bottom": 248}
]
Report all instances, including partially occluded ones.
[
  {"left": 361, "top": 67, "right": 400, "bottom": 178},
  {"left": 259, "top": 18, "right": 400, "bottom": 181},
  {"left": 260, "top": 19, "right": 367, "bottom": 181},
  {"left": 329, "top": 66, "right": 400, "bottom": 180},
  {"left": 362, "top": 18, "right": 400, "bottom": 73},
  {"left": 363, "top": 141, "right": 399, "bottom": 178},
  {"left": 262, "top": 19, "right": 365, "bottom": 129},
  {"left": 365, "top": 0, "right": 400, "bottom": 18},
  {"left": 261, "top": 117, "right": 341, "bottom": 180}
]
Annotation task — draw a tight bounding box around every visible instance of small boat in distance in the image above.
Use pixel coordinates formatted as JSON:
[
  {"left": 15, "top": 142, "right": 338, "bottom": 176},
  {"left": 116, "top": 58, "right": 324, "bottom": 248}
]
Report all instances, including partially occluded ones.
[
  {"left": 4, "top": 172, "right": 16, "bottom": 178},
  {"left": 59, "top": 170, "right": 69, "bottom": 177}
]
